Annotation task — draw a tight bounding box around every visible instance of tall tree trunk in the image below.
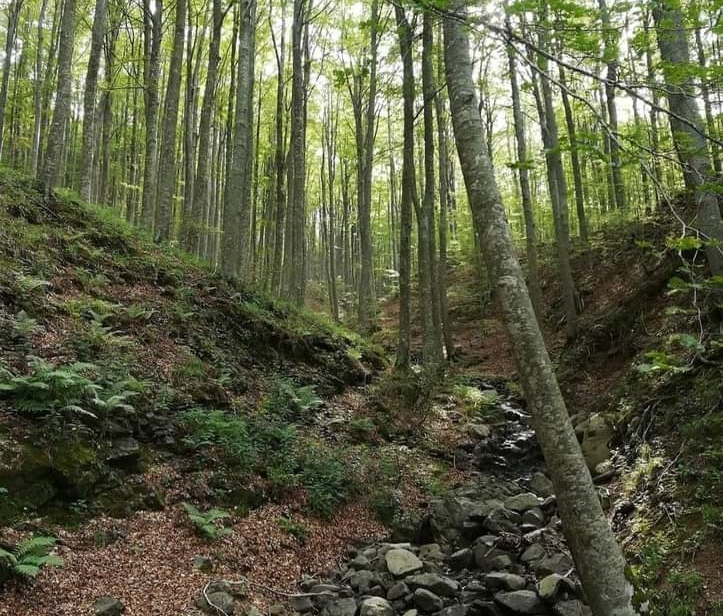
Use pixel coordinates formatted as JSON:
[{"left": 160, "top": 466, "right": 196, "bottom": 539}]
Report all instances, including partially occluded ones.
[
  {"left": 654, "top": 1, "right": 723, "bottom": 276},
  {"left": 0, "top": 0, "right": 24, "bottom": 160},
  {"left": 394, "top": 4, "right": 416, "bottom": 370},
  {"left": 443, "top": 7, "right": 638, "bottom": 614},
  {"left": 30, "top": 0, "right": 49, "bottom": 173},
  {"left": 421, "top": 13, "right": 443, "bottom": 364},
  {"left": 140, "top": 0, "right": 163, "bottom": 230},
  {"left": 78, "top": 0, "right": 107, "bottom": 200},
  {"left": 188, "top": 0, "right": 224, "bottom": 254},
  {"left": 506, "top": 19, "right": 543, "bottom": 319},
  {"left": 41, "top": 0, "right": 75, "bottom": 198},
  {"left": 221, "top": 0, "right": 257, "bottom": 278},
  {"left": 154, "top": 0, "right": 185, "bottom": 242}
]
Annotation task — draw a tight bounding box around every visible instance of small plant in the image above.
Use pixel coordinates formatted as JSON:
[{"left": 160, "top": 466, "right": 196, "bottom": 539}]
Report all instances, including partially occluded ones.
[
  {"left": 263, "top": 378, "right": 322, "bottom": 421},
  {"left": 0, "top": 535, "right": 64, "bottom": 579},
  {"left": 299, "top": 443, "right": 351, "bottom": 518},
  {"left": 0, "top": 356, "right": 101, "bottom": 417},
  {"left": 180, "top": 408, "right": 255, "bottom": 470},
  {"left": 12, "top": 311, "right": 42, "bottom": 339},
  {"left": 182, "top": 502, "right": 232, "bottom": 541},
  {"left": 349, "top": 417, "right": 377, "bottom": 442},
  {"left": 277, "top": 516, "right": 308, "bottom": 543}
]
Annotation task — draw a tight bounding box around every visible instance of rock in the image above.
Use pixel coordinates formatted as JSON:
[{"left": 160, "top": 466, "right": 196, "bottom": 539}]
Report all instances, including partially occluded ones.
[
  {"left": 527, "top": 473, "right": 554, "bottom": 498},
  {"left": 552, "top": 601, "right": 591, "bottom": 616},
  {"left": 474, "top": 544, "right": 514, "bottom": 572},
  {"left": 537, "top": 575, "right": 576, "bottom": 601},
  {"left": 94, "top": 597, "right": 124, "bottom": 616},
  {"left": 418, "top": 543, "right": 445, "bottom": 562},
  {"left": 321, "top": 598, "right": 358, "bottom": 616},
  {"left": 106, "top": 437, "right": 142, "bottom": 470},
  {"left": 351, "top": 555, "right": 371, "bottom": 570},
  {"left": 402, "top": 610, "right": 419, "bottom": 616},
  {"left": 449, "top": 548, "right": 474, "bottom": 570},
  {"left": 386, "top": 548, "right": 424, "bottom": 577},
  {"left": 535, "top": 554, "right": 574, "bottom": 577},
  {"left": 270, "top": 604, "right": 288, "bottom": 616},
  {"left": 405, "top": 573, "right": 459, "bottom": 597},
  {"left": 244, "top": 607, "right": 265, "bottom": 616},
  {"left": 359, "top": 597, "right": 394, "bottom": 616},
  {"left": 521, "top": 508, "right": 545, "bottom": 528},
  {"left": 504, "top": 493, "right": 541, "bottom": 513},
  {"left": 311, "top": 584, "right": 345, "bottom": 594},
  {"left": 484, "top": 572, "right": 526, "bottom": 592},
  {"left": 494, "top": 590, "right": 546, "bottom": 615},
  {"left": 485, "top": 507, "right": 522, "bottom": 534},
  {"left": 192, "top": 555, "right": 213, "bottom": 573},
  {"left": 575, "top": 414, "right": 612, "bottom": 470},
  {"left": 349, "top": 570, "right": 375, "bottom": 592},
  {"left": 412, "top": 589, "right": 444, "bottom": 613},
  {"left": 469, "top": 600, "right": 504, "bottom": 616},
  {"left": 438, "top": 605, "right": 468, "bottom": 616},
  {"left": 520, "top": 544, "right": 545, "bottom": 564},
  {"left": 387, "top": 582, "right": 410, "bottom": 601},
  {"left": 290, "top": 595, "right": 315, "bottom": 613},
  {"left": 197, "top": 591, "right": 235, "bottom": 615},
  {"left": 467, "top": 424, "right": 491, "bottom": 439}
]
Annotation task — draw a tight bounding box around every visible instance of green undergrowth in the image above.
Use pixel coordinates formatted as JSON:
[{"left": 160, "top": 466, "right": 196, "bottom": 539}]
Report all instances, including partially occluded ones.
[{"left": 0, "top": 167, "right": 384, "bottom": 525}]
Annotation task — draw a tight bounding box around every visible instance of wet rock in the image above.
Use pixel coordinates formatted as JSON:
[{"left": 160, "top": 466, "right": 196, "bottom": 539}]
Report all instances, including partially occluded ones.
[
  {"left": 521, "top": 508, "right": 545, "bottom": 528},
  {"left": 406, "top": 573, "right": 459, "bottom": 597},
  {"left": 537, "top": 575, "right": 576, "bottom": 601},
  {"left": 418, "top": 543, "right": 445, "bottom": 562},
  {"left": 534, "top": 554, "right": 574, "bottom": 577},
  {"left": 552, "top": 601, "right": 591, "bottom": 616},
  {"left": 484, "top": 572, "right": 526, "bottom": 592},
  {"left": 527, "top": 473, "right": 554, "bottom": 498},
  {"left": 321, "top": 598, "right": 358, "bottom": 616},
  {"left": 196, "top": 591, "right": 235, "bottom": 615},
  {"left": 412, "top": 589, "right": 444, "bottom": 613},
  {"left": 359, "top": 597, "right": 393, "bottom": 616},
  {"left": 94, "top": 596, "right": 124, "bottom": 616},
  {"left": 449, "top": 548, "right": 474, "bottom": 570},
  {"left": 289, "top": 595, "right": 315, "bottom": 613},
  {"left": 494, "top": 590, "right": 547, "bottom": 615},
  {"left": 520, "top": 544, "right": 545, "bottom": 564},
  {"left": 386, "top": 548, "right": 423, "bottom": 577},
  {"left": 504, "top": 493, "right": 541, "bottom": 513}
]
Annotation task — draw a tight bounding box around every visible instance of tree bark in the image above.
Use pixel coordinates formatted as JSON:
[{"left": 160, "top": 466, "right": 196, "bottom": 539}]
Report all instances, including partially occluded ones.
[{"left": 443, "top": 7, "right": 638, "bottom": 615}]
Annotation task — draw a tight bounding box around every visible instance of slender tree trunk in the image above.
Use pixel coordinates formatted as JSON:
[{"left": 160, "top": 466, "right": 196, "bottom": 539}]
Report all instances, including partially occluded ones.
[
  {"left": 154, "top": 0, "right": 185, "bottom": 242},
  {"left": 443, "top": 7, "right": 638, "bottom": 615},
  {"left": 78, "top": 0, "right": 107, "bottom": 200},
  {"left": 394, "top": 4, "right": 416, "bottom": 370},
  {"left": 41, "top": 0, "right": 76, "bottom": 198},
  {"left": 506, "top": 20, "right": 543, "bottom": 319},
  {"left": 0, "top": 0, "right": 24, "bottom": 160},
  {"left": 653, "top": 1, "right": 723, "bottom": 276},
  {"left": 30, "top": 0, "right": 49, "bottom": 173}
]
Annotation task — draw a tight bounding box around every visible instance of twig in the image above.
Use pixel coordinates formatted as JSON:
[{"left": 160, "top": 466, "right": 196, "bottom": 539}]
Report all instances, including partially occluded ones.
[{"left": 203, "top": 581, "right": 230, "bottom": 616}]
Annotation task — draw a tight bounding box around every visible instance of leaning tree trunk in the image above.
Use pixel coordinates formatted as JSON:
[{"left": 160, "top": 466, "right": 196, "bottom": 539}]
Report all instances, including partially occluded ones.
[
  {"left": 653, "top": 1, "right": 723, "bottom": 277},
  {"left": 78, "top": 0, "right": 107, "bottom": 200},
  {"left": 42, "top": 0, "right": 76, "bottom": 198},
  {"left": 443, "top": 5, "right": 638, "bottom": 616}
]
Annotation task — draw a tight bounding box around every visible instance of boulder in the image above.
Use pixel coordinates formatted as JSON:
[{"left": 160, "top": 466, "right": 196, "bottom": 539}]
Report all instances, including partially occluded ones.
[
  {"left": 575, "top": 414, "right": 612, "bottom": 471},
  {"left": 385, "top": 548, "right": 423, "bottom": 577},
  {"left": 521, "top": 508, "right": 545, "bottom": 528},
  {"left": 553, "top": 601, "right": 591, "bottom": 616},
  {"left": 484, "top": 572, "right": 526, "bottom": 592},
  {"left": 449, "top": 548, "right": 474, "bottom": 570},
  {"left": 537, "top": 575, "right": 576, "bottom": 601},
  {"left": 405, "top": 573, "right": 459, "bottom": 597},
  {"left": 321, "top": 598, "right": 358, "bottom": 616},
  {"left": 418, "top": 543, "right": 445, "bottom": 562},
  {"left": 94, "top": 597, "right": 124, "bottom": 616},
  {"left": 534, "top": 554, "right": 574, "bottom": 577},
  {"left": 494, "top": 590, "right": 547, "bottom": 615},
  {"left": 469, "top": 601, "right": 504, "bottom": 616},
  {"left": 196, "top": 591, "right": 235, "bottom": 615},
  {"left": 270, "top": 604, "right": 288, "bottom": 616},
  {"left": 438, "top": 605, "right": 468, "bottom": 616},
  {"left": 289, "top": 595, "right": 315, "bottom": 613},
  {"left": 387, "top": 582, "right": 410, "bottom": 602},
  {"left": 527, "top": 473, "right": 554, "bottom": 498},
  {"left": 412, "top": 589, "right": 444, "bottom": 613},
  {"left": 504, "top": 493, "right": 541, "bottom": 513},
  {"left": 467, "top": 424, "right": 491, "bottom": 439},
  {"left": 351, "top": 555, "right": 371, "bottom": 570},
  {"left": 520, "top": 544, "right": 545, "bottom": 564},
  {"left": 348, "top": 570, "right": 375, "bottom": 593},
  {"left": 359, "top": 597, "right": 394, "bottom": 616}
]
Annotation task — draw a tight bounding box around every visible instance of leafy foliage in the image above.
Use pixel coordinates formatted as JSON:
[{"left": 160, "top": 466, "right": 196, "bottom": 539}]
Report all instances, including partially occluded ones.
[
  {"left": 181, "top": 502, "right": 232, "bottom": 540},
  {"left": 263, "top": 378, "right": 323, "bottom": 421},
  {"left": 0, "top": 535, "right": 64, "bottom": 579}
]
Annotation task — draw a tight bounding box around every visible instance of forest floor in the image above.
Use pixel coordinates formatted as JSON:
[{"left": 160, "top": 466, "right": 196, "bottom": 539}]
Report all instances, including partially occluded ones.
[{"left": 0, "top": 175, "right": 722, "bottom": 614}]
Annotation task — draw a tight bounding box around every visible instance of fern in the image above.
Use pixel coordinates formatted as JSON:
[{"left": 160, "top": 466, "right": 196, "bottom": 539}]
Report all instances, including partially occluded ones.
[
  {"left": 182, "top": 503, "right": 232, "bottom": 541},
  {"left": 0, "top": 535, "right": 63, "bottom": 579}
]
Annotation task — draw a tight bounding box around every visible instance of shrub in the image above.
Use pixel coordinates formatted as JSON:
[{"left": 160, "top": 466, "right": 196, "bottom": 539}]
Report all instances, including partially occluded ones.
[
  {"left": 263, "top": 378, "right": 322, "bottom": 421},
  {"left": 182, "top": 502, "right": 232, "bottom": 541},
  {"left": 0, "top": 535, "right": 64, "bottom": 579},
  {"left": 299, "top": 443, "right": 351, "bottom": 518},
  {"left": 180, "top": 408, "right": 255, "bottom": 471}
]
